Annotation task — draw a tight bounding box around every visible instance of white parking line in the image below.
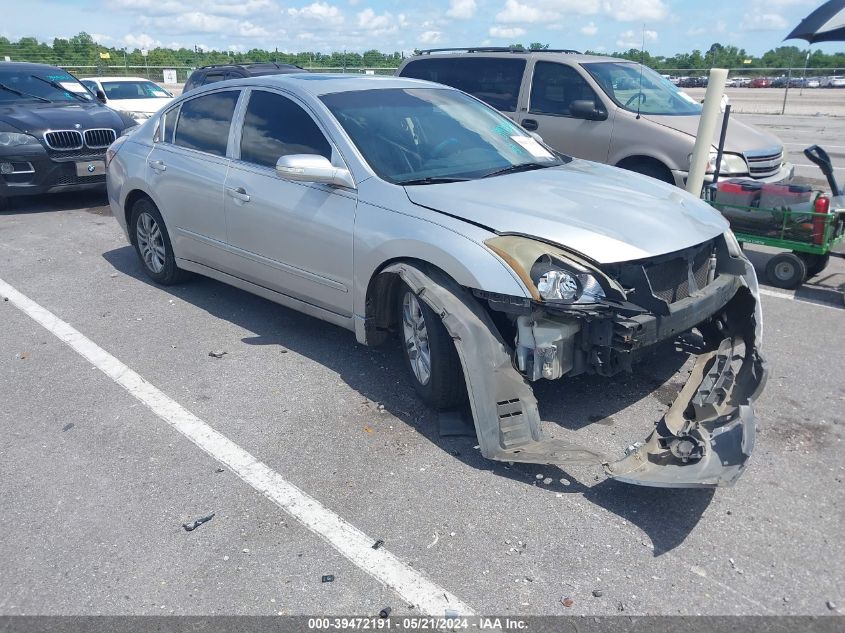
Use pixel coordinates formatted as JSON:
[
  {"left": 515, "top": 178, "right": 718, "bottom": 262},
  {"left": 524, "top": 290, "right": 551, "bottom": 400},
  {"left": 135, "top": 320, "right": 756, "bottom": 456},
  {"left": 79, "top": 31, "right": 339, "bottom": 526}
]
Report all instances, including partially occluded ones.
[
  {"left": 0, "top": 276, "right": 474, "bottom": 617},
  {"left": 758, "top": 286, "right": 843, "bottom": 310}
]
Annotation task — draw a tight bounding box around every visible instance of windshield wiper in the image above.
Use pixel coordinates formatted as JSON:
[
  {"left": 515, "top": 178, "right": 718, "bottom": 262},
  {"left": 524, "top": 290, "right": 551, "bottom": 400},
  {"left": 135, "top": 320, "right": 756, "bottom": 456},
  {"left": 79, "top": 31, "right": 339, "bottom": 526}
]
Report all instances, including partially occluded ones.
[
  {"left": 0, "top": 81, "right": 51, "bottom": 103},
  {"left": 29, "top": 75, "right": 88, "bottom": 102},
  {"left": 397, "top": 176, "right": 470, "bottom": 186},
  {"left": 481, "top": 162, "right": 554, "bottom": 179}
]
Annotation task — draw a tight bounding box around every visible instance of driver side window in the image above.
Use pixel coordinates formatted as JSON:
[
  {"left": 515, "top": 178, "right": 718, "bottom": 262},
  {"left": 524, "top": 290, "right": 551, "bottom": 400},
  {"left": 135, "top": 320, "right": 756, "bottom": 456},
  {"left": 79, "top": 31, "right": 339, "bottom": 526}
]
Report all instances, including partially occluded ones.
[
  {"left": 529, "top": 62, "right": 599, "bottom": 117},
  {"left": 239, "top": 90, "right": 332, "bottom": 169}
]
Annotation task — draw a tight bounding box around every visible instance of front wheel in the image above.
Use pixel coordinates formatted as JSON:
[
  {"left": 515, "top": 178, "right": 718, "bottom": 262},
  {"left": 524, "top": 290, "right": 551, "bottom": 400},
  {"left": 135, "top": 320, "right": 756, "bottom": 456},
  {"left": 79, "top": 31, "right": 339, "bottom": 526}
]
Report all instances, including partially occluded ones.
[
  {"left": 397, "top": 283, "right": 466, "bottom": 410},
  {"left": 130, "top": 198, "right": 189, "bottom": 285},
  {"left": 766, "top": 252, "right": 807, "bottom": 289}
]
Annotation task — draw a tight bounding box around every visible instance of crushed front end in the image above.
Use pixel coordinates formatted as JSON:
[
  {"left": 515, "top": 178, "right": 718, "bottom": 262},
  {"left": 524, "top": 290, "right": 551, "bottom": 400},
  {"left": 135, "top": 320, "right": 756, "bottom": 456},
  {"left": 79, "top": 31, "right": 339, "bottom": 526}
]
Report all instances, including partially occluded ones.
[{"left": 385, "top": 230, "right": 767, "bottom": 489}]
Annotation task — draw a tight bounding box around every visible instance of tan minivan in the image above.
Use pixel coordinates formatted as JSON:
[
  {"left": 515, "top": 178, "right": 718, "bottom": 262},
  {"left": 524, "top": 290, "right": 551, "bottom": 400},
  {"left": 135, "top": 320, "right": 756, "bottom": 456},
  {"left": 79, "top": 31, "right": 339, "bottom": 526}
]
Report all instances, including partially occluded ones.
[{"left": 397, "top": 48, "right": 794, "bottom": 187}]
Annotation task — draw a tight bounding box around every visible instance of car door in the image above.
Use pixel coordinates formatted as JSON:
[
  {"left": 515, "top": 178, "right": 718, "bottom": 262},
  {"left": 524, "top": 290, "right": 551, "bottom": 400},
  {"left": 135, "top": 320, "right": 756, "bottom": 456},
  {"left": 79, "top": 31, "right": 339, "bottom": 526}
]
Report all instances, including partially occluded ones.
[
  {"left": 145, "top": 89, "right": 240, "bottom": 267},
  {"left": 223, "top": 88, "right": 355, "bottom": 316},
  {"left": 520, "top": 61, "right": 614, "bottom": 162}
]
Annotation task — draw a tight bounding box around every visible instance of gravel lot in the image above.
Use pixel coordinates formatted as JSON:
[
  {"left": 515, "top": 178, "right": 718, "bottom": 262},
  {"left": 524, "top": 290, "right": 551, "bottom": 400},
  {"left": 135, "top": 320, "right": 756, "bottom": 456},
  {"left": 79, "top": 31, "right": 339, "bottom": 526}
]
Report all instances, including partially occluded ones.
[{"left": 1, "top": 116, "right": 843, "bottom": 618}]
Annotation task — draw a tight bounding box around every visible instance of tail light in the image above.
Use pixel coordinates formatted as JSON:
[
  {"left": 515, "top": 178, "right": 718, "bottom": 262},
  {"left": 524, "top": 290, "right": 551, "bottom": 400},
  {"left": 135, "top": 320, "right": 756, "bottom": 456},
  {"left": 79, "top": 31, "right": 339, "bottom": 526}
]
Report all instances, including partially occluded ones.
[
  {"left": 105, "top": 134, "right": 129, "bottom": 168},
  {"left": 812, "top": 195, "right": 830, "bottom": 245}
]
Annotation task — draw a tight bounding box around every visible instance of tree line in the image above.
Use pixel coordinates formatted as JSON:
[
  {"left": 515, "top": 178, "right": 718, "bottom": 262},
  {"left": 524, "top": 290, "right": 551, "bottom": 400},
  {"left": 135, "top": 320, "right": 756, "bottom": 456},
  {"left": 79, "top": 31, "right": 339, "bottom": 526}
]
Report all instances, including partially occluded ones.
[{"left": 1, "top": 32, "right": 843, "bottom": 71}]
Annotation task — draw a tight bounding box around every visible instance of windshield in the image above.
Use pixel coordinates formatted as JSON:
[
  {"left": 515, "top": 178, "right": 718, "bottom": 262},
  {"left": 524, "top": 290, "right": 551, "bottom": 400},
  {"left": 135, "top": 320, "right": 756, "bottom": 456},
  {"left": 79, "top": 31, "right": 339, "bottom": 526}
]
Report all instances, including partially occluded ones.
[
  {"left": 320, "top": 88, "right": 563, "bottom": 184},
  {"left": 583, "top": 62, "right": 702, "bottom": 116},
  {"left": 0, "top": 68, "right": 95, "bottom": 103},
  {"left": 100, "top": 80, "right": 171, "bottom": 100}
]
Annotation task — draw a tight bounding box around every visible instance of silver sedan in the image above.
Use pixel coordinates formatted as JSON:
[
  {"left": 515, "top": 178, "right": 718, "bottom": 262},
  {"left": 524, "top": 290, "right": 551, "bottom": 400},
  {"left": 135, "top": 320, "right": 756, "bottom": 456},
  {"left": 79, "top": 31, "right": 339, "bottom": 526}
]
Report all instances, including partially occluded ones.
[{"left": 106, "top": 74, "right": 766, "bottom": 488}]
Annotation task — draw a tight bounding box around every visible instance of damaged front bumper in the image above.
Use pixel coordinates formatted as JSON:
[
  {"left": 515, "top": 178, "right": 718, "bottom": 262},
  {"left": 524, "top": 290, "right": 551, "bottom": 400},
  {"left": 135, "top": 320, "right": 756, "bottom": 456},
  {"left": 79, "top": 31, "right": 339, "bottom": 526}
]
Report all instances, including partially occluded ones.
[{"left": 385, "top": 257, "right": 767, "bottom": 489}]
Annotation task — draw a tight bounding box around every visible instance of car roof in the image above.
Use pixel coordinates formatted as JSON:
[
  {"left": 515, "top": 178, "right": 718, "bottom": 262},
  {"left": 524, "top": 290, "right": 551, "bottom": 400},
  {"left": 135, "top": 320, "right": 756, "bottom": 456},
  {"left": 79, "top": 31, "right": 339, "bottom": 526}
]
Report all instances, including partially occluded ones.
[
  {"left": 80, "top": 76, "right": 159, "bottom": 82},
  {"left": 190, "top": 73, "right": 438, "bottom": 97},
  {"left": 0, "top": 61, "right": 69, "bottom": 72},
  {"left": 196, "top": 62, "right": 305, "bottom": 75},
  {"left": 405, "top": 50, "right": 631, "bottom": 65}
]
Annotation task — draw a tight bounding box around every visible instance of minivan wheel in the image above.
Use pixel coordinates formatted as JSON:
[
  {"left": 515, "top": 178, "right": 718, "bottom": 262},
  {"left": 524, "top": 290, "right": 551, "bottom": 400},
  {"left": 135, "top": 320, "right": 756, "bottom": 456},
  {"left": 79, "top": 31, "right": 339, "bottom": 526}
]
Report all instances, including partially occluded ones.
[
  {"left": 397, "top": 283, "right": 466, "bottom": 410},
  {"left": 619, "top": 159, "right": 674, "bottom": 184},
  {"left": 130, "top": 198, "right": 189, "bottom": 285}
]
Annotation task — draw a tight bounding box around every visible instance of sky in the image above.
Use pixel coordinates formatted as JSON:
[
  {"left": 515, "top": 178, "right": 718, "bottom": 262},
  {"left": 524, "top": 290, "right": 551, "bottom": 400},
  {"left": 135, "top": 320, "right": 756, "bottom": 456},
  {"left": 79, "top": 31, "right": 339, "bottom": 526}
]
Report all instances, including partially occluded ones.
[{"left": 3, "top": 0, "right": 844, "bottom": 56}]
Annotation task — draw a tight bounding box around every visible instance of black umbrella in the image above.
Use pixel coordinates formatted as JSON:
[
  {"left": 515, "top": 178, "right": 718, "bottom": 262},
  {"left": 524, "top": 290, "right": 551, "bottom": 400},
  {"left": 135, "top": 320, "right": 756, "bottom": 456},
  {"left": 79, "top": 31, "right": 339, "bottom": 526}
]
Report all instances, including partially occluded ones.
[{"left": 784, "top": 0, "right": 845, "bottom": 43}]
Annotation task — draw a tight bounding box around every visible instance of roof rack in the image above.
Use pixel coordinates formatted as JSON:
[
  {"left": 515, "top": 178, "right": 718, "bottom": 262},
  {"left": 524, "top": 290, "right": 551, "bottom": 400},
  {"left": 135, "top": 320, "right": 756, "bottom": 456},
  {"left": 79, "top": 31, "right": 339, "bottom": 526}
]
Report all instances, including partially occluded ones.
[
  {"left": 196, "top": 61, "right": 296, "bottom": 70},
  {"left": 417, "top": 47, "right": 581, "bottom": 55}
]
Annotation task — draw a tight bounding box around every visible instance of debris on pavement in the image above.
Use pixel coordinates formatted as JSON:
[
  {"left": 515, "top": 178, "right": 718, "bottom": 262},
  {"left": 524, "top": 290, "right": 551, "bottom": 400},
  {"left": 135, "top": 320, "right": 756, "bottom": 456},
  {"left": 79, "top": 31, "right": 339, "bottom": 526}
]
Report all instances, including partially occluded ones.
[
  {"left": 321, "top": 575, "right": 335, "bottom": 583},
  {"left": 561, "top": 597, "right": 574, "bottom": 608},
  {"left": 543, "top": 477, "right": 553, "bottom": 485},
  {"left": 379, "top": 607, "right": 392, "bottom": 618},
  {"left": 16, "top": 352, "right": 28, "bottom": 360},
  {"left": 616, "top": 601, "right": 625, "bottom": 612},
  {"left": 372, "top": 539, "right": 385, "bottom": 550},
  {"left": 215, "top": 467, "right": 225, "bottom": 473},
  {"left": 427, "top": 532, "right": 439, "bottom": 549},
  {"left": 182, "top": 513, "right": 215, "bottom": 532},
  {"left": 592, "top": 589, "right": 603, "bottom": 597},
  {"left": 279, "top": 348, "right": 288, "bottom": 354},
  {"left": 62, "top": 423, "right": 74, "bottom": 432},
  {"left": 827, "top": 601, "right": 837, "bottom": 610},
  {"left": 208, "top": 350, "right": 227, "bottom": 358}
]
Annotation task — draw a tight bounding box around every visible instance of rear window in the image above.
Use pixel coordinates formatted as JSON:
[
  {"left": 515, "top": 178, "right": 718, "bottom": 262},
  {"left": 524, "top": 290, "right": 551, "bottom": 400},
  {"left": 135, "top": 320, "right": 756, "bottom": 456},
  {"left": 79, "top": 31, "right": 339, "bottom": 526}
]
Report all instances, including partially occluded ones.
[
  {"left": 399, "top": 57, "right": 525, "bottom": 112},
  {"left": 174, "top": 90, "right": 239, "bottom": 156}
]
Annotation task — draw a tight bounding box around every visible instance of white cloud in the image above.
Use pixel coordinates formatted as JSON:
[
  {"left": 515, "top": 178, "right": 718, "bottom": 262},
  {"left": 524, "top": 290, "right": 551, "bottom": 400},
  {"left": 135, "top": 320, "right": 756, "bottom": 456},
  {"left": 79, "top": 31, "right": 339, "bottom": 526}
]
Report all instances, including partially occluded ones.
[
  {"left": 90, "top": 33, "right": 115, "bottom": 44},
  {"left": 603, "top": 0, "right": 668, "bottom": 21},
  {"left": 419, "top": 30, "right": 442, "bottom": 44},
  {"left": 237, "top": 21, "right": 271, "bottom": 37},
  {"left": 615, "top": 28, "right": 657, "bottom": 49},
  {"left": 287, "top": 2, "right": 344, "bottom": 24},
  {"left": 581, "top": 22, "right": 598, "bottom": 36},
  {"left": 493, "top": 0, "right": 668, "bottom": 23},
  {"left": 356, "top": 8, "right": 401, "bottom": 34},
  {"left": 741, "top": 12, "right": 788, "bottom": 31},
  {"left": 489, "top": 26, "right": 526, "bottom": 38},
  {"left": 495, "top": 0, "right": 550, "bottom": 23},
  {"left": 122, "top": 33, "right": 163, "bottom": 49},
  {"left": 446, "top": 0, "right": 477, "bottom": 19}
]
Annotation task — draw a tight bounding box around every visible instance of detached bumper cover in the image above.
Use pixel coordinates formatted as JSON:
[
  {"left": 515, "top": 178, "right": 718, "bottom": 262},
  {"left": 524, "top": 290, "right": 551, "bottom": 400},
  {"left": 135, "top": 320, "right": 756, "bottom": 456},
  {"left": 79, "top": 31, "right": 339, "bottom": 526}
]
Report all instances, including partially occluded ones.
[{"left": 386, "top": 257, "right": 766, "bottom": 489}]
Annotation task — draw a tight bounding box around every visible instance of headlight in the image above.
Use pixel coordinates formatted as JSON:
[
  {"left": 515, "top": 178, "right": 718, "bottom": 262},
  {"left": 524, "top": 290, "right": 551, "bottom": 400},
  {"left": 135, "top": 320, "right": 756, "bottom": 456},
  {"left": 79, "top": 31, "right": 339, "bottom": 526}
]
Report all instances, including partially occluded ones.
[
  {"left": 0, "top": 132, "right": 39, "bottom": 147},
  {"left": 485, "top": 236, "right": 611, "bottom": 305},
  {"left": 691, "top": 151, "right": 749, "bottom": 175}
]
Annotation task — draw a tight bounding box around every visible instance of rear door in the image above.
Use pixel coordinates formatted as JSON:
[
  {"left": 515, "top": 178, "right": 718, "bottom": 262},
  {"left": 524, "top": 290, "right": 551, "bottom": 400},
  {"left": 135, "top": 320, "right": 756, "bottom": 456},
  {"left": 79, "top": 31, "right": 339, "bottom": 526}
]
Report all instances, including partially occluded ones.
[
  {"left": 521, "top": 60, "right": 613, "bottom": 162},
  {"left": 223, "top": 88, "right": 355, "bottom": 316},
  {"left": 145, "top": 89, "right": 240, "bottom": 267},
  {"left": 399, "top": 56, "right": 526, "bottom": 120}
]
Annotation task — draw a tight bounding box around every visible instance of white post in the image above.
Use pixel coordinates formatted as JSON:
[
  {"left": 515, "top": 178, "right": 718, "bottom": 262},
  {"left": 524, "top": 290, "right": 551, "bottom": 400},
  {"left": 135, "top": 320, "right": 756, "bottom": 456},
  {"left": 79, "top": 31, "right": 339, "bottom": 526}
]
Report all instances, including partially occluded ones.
[{"left": 686, "top": 68, "right": 729, "bottom": 197}]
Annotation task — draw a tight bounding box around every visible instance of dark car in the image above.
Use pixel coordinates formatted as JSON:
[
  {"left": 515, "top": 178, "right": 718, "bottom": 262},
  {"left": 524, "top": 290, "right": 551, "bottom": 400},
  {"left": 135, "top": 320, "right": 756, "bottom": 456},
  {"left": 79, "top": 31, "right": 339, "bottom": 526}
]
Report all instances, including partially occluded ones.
[
  {"left": 0, "top": 62, "right": 133, "bottom": 209},
  {"left": 182, "top": 62, "right": 306, "bottom": 93}
]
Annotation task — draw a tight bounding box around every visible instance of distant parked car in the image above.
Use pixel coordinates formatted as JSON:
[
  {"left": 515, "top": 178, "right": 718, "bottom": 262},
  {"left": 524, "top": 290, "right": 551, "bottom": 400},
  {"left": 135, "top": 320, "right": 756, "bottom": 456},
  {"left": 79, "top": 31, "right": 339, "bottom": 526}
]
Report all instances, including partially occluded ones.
[
  {"left": 81, "top": 76, "right": 173, "bottom": 123},
  {"left": 788, "top": 77, "right": 820, "bottom": 88},
  {"left": 820, "top": 75, "right": 845, "bottom": 88},
  {"left": 182, "top": 62, "right": 306, "bottom": 93},
  {"left": 749, "top": 77, "right": 771, "bottom": 88}
]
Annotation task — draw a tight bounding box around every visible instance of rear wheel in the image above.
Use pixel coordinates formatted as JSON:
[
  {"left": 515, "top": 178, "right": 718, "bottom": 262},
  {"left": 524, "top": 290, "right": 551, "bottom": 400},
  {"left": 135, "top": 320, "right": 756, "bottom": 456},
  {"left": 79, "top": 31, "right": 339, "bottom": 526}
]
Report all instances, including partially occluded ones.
[
  {"left": 766, "top": 252, "right": 807, "bottom": 289},
  {"left": 796, "top": 252, "right": 830, "bottom": 278},
  {"left": 129, "top": 197, "right": 189, "bottom": 285},
  {"left": 397, "top": 283, "right": 466, "bottom": 410}
]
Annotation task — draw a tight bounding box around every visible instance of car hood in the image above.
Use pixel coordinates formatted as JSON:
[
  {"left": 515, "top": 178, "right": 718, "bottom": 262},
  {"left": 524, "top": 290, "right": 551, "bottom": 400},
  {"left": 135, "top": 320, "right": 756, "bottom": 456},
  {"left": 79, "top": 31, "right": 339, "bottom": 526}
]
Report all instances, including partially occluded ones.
[
  {"left": 0, "top": 101, "right": 126, "bottom": 134},
  {"left": 106, "top": 97, "right": 172, "bottom": 114},
  {"left": 642, "top": 113, "right": 783, "bottom": 154},
  {"left": 404, "top": 160, "right": 728, "bottom": 264}
]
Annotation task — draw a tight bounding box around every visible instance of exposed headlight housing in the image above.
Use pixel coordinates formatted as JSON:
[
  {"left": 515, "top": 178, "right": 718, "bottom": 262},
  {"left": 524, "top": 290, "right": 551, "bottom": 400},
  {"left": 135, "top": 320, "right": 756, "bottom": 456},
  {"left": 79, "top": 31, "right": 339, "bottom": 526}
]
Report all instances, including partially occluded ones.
[
  {"left": 485, "top": 235, "right": 616, "bottom": 305},
  {"left": 0, "top": 132, "right": 39, "bottom": 147}
]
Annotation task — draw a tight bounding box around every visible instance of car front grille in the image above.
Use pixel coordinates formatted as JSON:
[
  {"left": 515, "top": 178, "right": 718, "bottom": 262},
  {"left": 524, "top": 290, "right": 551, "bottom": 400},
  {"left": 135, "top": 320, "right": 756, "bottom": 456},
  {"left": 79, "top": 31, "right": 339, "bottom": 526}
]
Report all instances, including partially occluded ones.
[
  {"left": 53, "top": 170, "right": 106, "bottom": 187},
  {"left": 745, "top": 148, "right": 783, "bottom": 179},
  {"left": 44, "top": 130, "right": 83, "bottom": 150},
  {"left": 643, "top": 241, "right": 714, "bottom": 304},
  {"left": 44, "top": 128, "right": 116, "bottom": 152},
  {"left": 84, "top": 128, "right": 116, "bottom": 148}
]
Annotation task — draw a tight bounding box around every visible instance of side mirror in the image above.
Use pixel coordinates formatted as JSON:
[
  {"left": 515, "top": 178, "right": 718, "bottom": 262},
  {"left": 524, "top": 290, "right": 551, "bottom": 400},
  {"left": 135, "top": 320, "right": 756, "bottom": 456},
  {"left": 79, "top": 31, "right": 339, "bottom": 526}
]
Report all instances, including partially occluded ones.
[
  {"left": 569, "top": 100, "right": 607, "bottom": 121},
  {"left": 96, "top": 89, "right": 106, "bottom": 103},
  {"left": 276, "top": 154, "right": 355, "bottom": 189}
]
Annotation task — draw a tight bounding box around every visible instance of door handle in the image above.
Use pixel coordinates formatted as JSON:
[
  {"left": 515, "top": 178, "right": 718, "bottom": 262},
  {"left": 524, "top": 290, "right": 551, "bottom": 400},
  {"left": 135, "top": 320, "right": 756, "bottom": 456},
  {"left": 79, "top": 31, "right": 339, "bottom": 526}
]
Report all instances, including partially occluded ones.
[
  {"left": 226, "top": 186, "right": 250, "bottom": 202},
  {"left": 521, "top": 119, "right": 539, "bottom": 131},
  {"left": 148, "top": 159, "right": 166, "bottom": 172}
]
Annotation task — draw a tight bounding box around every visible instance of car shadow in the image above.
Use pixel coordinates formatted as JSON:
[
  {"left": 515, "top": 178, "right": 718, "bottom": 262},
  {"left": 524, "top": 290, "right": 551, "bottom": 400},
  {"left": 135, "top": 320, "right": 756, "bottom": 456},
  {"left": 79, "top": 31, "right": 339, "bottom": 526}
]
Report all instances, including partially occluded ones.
[
  {"left": 743, "top": 245, "right": 845, "bottom": 308},
  {"left": 1, "top": 190, "right": 110, "bottom": 215},
  {"left": 102, "top": 244, "right": 714, "bottom": 554}
]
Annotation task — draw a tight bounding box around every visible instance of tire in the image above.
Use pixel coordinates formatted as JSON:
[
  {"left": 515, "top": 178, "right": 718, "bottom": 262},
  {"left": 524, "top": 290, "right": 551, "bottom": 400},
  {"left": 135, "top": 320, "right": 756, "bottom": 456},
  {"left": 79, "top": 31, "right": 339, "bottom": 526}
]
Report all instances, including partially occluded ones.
[
  {"left": 618, "top": 159, "right": 674, "bottom": 184},
  {"left": 396, "top": 282, "right": 466, "bottom": 410},
  {"left": 765, "top": 252, "right": 807, "bottom": 289},
  {"left": 129, "top": 197, "right": 189, "bottom": 285},
  {"left": 796, "top": 252, "right": 830, "bottom": 278}
]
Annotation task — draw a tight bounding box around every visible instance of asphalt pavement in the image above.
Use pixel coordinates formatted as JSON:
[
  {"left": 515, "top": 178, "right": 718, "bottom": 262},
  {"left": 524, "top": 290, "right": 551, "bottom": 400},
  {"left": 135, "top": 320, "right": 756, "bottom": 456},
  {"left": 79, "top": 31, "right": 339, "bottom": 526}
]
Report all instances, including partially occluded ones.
[{"left": 1, "top": 175, "right": 843, "bottom": 616}]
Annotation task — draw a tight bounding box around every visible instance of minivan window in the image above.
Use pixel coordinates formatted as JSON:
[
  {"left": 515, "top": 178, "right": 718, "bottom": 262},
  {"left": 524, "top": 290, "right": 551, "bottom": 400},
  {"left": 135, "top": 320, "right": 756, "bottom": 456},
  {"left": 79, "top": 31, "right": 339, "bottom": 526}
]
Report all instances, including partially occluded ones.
[
  {"left": 584, "top": 62, "right": 703, "bottom": 116},
  {"left": 400, "top": 57, "right": 526, "bottom": 112},
  {"left": 174, "top": 90, "right": 239, "bottom": 156},
  {"left": 529, "top": 62, "right": 601, "bottom": 117},
  {"left": 240, "top": 90, "right": 331, "bottom": 168}
]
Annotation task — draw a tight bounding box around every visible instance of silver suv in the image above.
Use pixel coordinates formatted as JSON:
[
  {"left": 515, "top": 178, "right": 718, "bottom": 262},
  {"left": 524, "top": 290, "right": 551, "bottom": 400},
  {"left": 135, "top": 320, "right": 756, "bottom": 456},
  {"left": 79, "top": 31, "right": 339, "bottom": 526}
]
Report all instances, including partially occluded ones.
[
  {"left": 398, "top": 48, "right": 793, "bottom": 187},
  {"left": 106, "top": 74, "right": 766, "bottom": 488}
]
